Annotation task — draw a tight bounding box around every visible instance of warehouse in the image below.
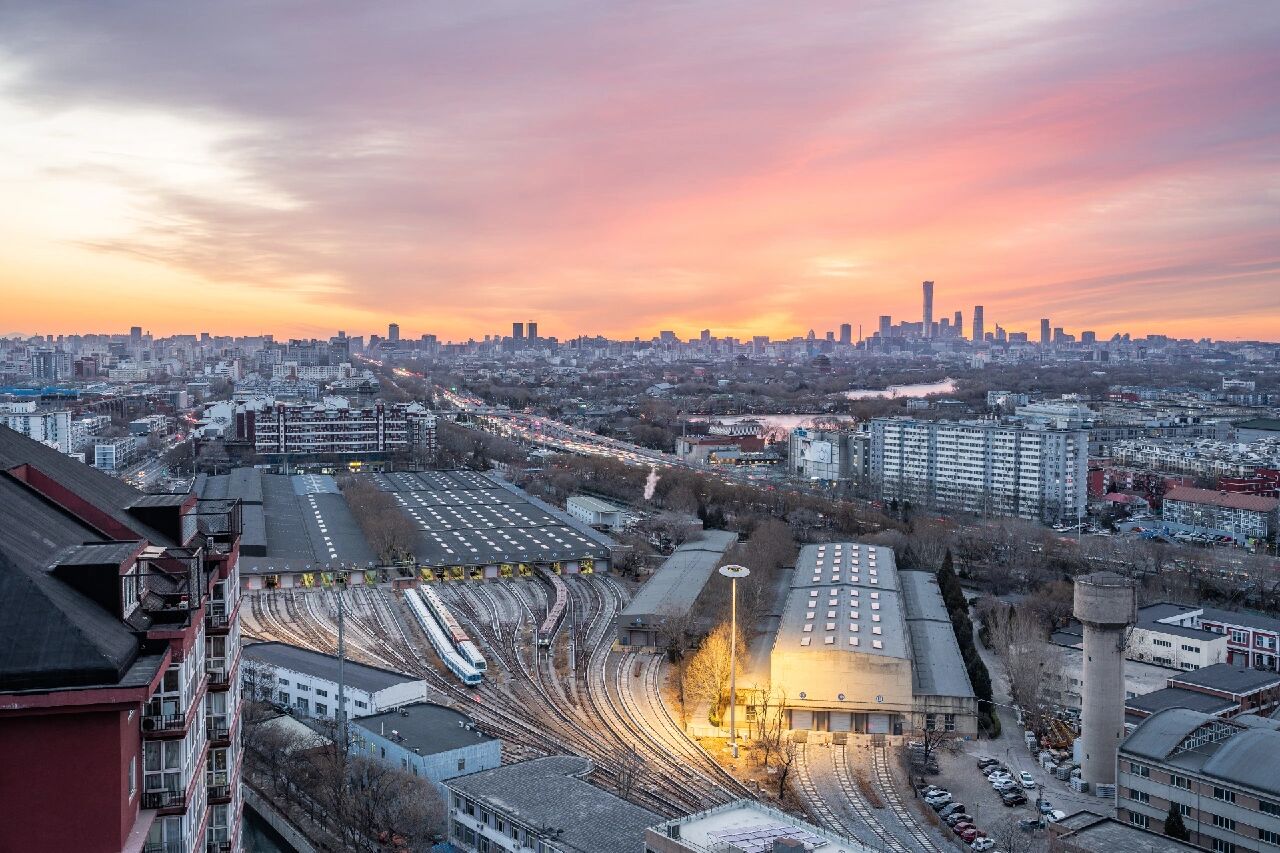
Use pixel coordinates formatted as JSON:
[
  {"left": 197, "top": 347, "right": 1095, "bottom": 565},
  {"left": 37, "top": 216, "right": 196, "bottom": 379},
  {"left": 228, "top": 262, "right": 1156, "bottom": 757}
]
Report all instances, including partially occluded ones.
[
  {"left": 243, "top": 641, "right": 429, "bottom": 718},
  {"left": 617, "top": 530, "right": 738, "bottom": 647},
  {"left": 372, "top": 470, "right": 616, "bottom": 578},
  {"left": 768, "top": 542, "right": 977, "bottom": 736}
]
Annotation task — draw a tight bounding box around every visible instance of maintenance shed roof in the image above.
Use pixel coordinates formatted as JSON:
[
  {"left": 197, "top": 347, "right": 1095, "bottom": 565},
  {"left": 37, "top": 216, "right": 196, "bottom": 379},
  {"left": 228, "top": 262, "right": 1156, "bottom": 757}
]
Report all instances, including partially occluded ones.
[
  {"left": 243, "top": 641, "right": 419, "bottom": 694},
  {"left": 353, "top": 703, "right": 495, "bottom": 754},
  {"left": 621, "top": 530, "right": 738, "bottom": 619}
]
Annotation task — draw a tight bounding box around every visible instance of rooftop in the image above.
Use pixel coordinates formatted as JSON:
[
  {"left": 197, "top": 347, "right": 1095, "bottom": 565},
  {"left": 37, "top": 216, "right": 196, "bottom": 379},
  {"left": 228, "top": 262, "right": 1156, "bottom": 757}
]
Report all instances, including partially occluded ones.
[
  {"left": 1047, "top": 810, "right": 1203, "bottom": 853},
  {"left": 898, "top": 570, "right": 974, "bottom": 698},
  {"left": 1163, "top": 485, "right": 1280, "bottom": 513},
  {"left": 352, "top": 703, "right": 495, "bottom": 755},
  {"left": 447, "top": 756, "right": 661, "bottom": 853},
  {"left": 567, "top": 495, "right": 625, "bottom": 514},
  {"left": 1168, "top": 662, "right": 1280, "bottom": 695},
  {"left": 621, "top": 530, "right": 738, "bottom": 620},
  {"left": 1121, "top": 708, "right": 1280, "bottom": 796},
  {"left": 243, "top": 641, "right": 421, "bottom": 694},
  {"left": 647, "top": 799, "right": 873, "bottom": 852},
  {"left": 1125, "top": 687, "right": 1236, "bottom": 717}
]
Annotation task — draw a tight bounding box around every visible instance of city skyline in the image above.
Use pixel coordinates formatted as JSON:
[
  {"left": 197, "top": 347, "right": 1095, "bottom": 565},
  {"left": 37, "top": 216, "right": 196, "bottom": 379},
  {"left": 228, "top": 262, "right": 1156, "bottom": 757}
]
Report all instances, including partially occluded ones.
[{"left": 2, "top": 3, "right": 1278, "bottom": 340}]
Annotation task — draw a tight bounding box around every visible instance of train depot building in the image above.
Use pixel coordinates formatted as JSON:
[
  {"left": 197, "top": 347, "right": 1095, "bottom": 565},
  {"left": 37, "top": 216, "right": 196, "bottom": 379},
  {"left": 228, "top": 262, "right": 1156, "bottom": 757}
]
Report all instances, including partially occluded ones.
[
  {"left": 242, "top": 640, "right": 429, "bottom": 718},
  {"left": 768, "top": 542, "right": 977, "bottom": 736}
]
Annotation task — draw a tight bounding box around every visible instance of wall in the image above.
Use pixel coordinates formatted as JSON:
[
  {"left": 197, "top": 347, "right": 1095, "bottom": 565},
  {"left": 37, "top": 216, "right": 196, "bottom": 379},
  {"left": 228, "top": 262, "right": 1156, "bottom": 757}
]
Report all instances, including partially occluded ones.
[{"left": 1128, "top": 627, "right": 1227, "bottom": 671}]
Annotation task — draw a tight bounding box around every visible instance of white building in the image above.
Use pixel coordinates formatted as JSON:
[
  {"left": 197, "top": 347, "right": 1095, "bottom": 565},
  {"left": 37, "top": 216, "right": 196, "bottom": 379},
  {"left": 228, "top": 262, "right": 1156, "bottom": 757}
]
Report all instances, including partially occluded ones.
[
  {"left": 241, "top": 397, "right": 437, "bottom": 457},
  {"left": 869, "top": 417, "right": 1088, "bottom": 524},
  {"left": 242, "top": 641, "right": 429, "bottom": 719},
  {"left": 566, "top": 495, "right": 627, "bottom": 529},
  {"left": 0, "top": 402, "right": 75, "bottom": 453},
  {"left": 93, "top": 436, "right": 140, "bottom": 471},
  {"left": 788, "top": 426, "right": 868, "bottom": 482}
]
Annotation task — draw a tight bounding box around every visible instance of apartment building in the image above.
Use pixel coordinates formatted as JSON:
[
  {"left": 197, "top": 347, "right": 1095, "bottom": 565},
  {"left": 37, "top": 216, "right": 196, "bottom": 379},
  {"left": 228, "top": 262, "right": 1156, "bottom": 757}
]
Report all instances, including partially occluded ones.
[
  {"left": 242, "top": 641, "right": 429, "bottom": 719},
  {"left": 869, "top": 417, "right": 1087, "bottom": 523},
  {"left": 95, "top": 435, "right": 142, "bottom": 472},
  {"left": 1118, "top": 708, "right": 1280, "bottom": 852},
  {"left": 0, "top": 401, "right": 77, "bottom": 453},
  {"left": 788, "top": 426, "right": 870, "bottom": 482},
  {"left": 1111, "top": 437, "right": 1280, "bottom": 481},
  {"left": 1125, "top": 604, "right": 1280, "bottom": 673},
  {"left": 236, "top": 397, "right": 437, "bottom": 458},
  {"left": 1162, "top": 486, "right": 1279, "bottom": 545},
  {"left": 0, "top": 427, "right": 244, "bottom": 853}
]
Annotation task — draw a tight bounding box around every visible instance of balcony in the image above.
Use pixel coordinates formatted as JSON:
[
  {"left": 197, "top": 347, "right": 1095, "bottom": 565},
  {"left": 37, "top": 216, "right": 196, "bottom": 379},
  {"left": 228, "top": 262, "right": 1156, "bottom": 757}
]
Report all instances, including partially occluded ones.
[
  {"left": 205, "top": 843, "right": 232, "bottom": 853},
  {"left": 206, "top": 600, "right": 232, "bottom": 632},
  {"left": 206, "top": 666, "right": 231, "bottom": 691},
  {"left": 195, "top": 499, "right": 243, "bottom": 553},
  {"left": 144, "top": 843, "right": 185, "bottom": 853},
  {"left": 207, "top": 771, "right": 232, "bottom": 804},
  {"left": 142, "top": 713, "right": 187, "bottom": 736},
  {"left": 141, "top": 788, "right": 187, "bottom": 811},
  {"left": 138, "top": 546, "right": 206, "bottom": 627},
  {"left": 207, "top": 716, "right": 231, "bottom": 745}
]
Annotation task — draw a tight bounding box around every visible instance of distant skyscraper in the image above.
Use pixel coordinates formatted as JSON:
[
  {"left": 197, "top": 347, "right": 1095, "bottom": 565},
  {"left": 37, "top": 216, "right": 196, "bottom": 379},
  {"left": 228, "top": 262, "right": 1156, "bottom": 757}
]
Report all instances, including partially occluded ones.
[
  {"left": 1081, "top": 330, "right": 1096, "bottom": 345},
  {"left": 528, "top": 321, "right": 538, "bottom": 341},
  {"left": 839, "top": 323, "right": 852, "bottom": 345},
  {"left": 129, "top": 325, "right": 142, "bottom": 342},
  {"left": 700, "top": 328, "right": 711, "bottom": 344},
  {"left": 388, "top": 322, "right": 400, "bottom": 342},
  {"left": 953, "top": 310, "right": 963, "bottom": 336},
  {"left": 1040, "top": 318, "right": 1051, "bottom": 346},
  {"left": 972, "top": 306, "right": 984, "bottom": 343},
  {"left": 512, "top": 322, "right": 524, "bottom": 341},
  {"left": 922, "top": 281, "right": 934, "bottom": 338},
  {"left": 878, "top": 315, "right": 892, "bottom": 338}
]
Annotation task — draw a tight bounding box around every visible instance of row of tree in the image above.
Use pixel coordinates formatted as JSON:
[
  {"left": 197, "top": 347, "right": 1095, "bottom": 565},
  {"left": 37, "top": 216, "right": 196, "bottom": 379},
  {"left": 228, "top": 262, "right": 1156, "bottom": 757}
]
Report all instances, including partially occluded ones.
[
  {"left": 937, "top": 552, "right": 997, "bottom": 734},
  {"left": 338, "top": 475, "right": 418, "bottom": 563}
]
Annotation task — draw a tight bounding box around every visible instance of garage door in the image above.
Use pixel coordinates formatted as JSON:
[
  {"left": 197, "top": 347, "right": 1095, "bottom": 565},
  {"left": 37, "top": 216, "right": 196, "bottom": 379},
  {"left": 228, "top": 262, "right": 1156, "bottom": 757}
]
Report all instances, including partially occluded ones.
[
  {"left": 868, "top": 713, "right": 891, "bottom": 734},
  {"left": 830, "top": 712, "right": 852, "bottom": 732},
  {"left": 791, "top": 710, "right": 814, "bottom": 731}
]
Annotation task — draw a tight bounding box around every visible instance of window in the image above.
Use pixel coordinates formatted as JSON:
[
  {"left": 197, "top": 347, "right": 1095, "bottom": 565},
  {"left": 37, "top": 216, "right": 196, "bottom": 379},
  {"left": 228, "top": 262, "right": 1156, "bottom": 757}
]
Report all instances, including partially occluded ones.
[
  {"left": 925, "top": 714, "right": 937, "bottom": 731},
  {"left": 278, "top": 691, "right": 290, "bottom": 704},
  {"left": 355, "top": 700, "right": 367, "bottom": 709},
  {"left": 278, "top": 677, "right": 290, "bottom": 686},
  {"left": 1213, "top": 787, "right": 1236, "bottom": 803},
  {"left": 1130, "top": 762, "right": 1150, "bottom": 778},
  {"left": 1182, "top": 644, "right": 1200, "bottom": 653},
  {"left": 1260, "top": 829, "right": 1280, "bottom": 845},
  {"left": 315, "top": 688, "right": 328, "bottom": 698},
  {"left": 1153, "top": 639, "right": 1172, "bottom": 648},
  {"left": 128, "top": 756, "right": 137, "bottom": 799},
  {"left": 1232, "top": 630, "right": 1248, "bottom": 644},
  {"left": 1129, "top": 812, "right": 1149, "bottom": 829},
  {"left": 944, "top": 714, "right": 956, "bottom": 732},
  {"left": 296, "top": 698, "right": 310, "bottom": 715},
  {"left": 458, "top": 758, "right": 466, "bottom": 771},
  {"left": 297, "top": 684, "right": 311, "bottom": 693},
  {"left": 1179, "top": 804, "right": 1192, "bottom": 817},
  {"left": 1212, "top": 840, "right": 1236, "bottom": 853},
  {"left": 315, "top": 703, "right": 328, "bottom": 716},
  {"left": 1128, "top": 789, "right": 1150, "bottom": 804},
  {"left": 1171, "top": 774, "right": 1191, "bottom": 790},
  {"left": 1262, "top": 800, "right": 1280, "bottom": 817},
  {"left": 122, "top": 571, "right": 140, "bottom": 615},
  {"left": 1212, "top": 814, "right": 1237, "bottom": 831}
]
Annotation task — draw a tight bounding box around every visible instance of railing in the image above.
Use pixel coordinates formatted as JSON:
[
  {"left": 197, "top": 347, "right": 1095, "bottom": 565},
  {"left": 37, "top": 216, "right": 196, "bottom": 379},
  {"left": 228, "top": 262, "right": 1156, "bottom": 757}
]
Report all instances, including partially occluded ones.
[
  {"left": 141, "top": 788, "right": 186, "bottom": 810},
  {"left": 205, "top": 843, "right": 232, "bottom": 853},
  {"left": 207, "top": 716, "right": 230, "bottom": 742},
  {"left": 206, "top": 666, "right": 230, "bottom": 688},
  {"left": 142, "top": 713, "right": 186, "bottom": 734},
  {"left": 143, "top": 842, "right": 185, "bottom": 853},
  {"left": 206, "top": 600, "right": 231, "bottom": 629}
]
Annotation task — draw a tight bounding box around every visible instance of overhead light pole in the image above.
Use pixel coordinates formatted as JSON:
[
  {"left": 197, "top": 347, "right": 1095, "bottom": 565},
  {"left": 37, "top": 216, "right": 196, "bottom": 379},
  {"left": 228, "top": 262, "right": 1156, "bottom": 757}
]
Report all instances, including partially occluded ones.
[{"left": 719, "top": 564, "right": 750, "bottom": 759}]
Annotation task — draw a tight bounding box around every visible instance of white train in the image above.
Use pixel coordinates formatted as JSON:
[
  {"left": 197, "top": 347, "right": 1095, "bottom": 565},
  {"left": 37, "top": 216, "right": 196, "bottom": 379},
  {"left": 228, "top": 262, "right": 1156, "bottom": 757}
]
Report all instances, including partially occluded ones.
[
  {"left": 420, "top": 585, "right": 488, "bottom": 673},
  {"left": 405, "top": 588, "right": 482, "bottom": 686}
]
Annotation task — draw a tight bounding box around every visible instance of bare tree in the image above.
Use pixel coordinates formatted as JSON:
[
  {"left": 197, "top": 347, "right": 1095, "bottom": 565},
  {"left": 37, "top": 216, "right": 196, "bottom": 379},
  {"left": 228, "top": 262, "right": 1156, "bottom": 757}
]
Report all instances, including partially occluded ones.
[
  {"left": 988, "top": 604, "right": 1064, "bottom": 729},
  {"left": 750, "top": 684, "right": 786, "bottom": 770},
  {"left": 988, "top": 815, "right": 1035, "bottom": 853},
  {"left": 909, "top": 724, "right": 959, "bottom": 768},
  {"left": 775, "top": 733, "right": 798, "bottom": 798},
  {"left": 613, "top": 744, "right": 646, "bottom": 801}
]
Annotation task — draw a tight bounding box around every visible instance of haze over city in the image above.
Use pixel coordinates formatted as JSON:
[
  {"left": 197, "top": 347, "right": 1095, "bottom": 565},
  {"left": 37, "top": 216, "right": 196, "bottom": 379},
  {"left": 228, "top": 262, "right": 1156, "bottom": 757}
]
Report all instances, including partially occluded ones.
[{"left": 3, "top": 1, "right": 1279, "bottom": 340}]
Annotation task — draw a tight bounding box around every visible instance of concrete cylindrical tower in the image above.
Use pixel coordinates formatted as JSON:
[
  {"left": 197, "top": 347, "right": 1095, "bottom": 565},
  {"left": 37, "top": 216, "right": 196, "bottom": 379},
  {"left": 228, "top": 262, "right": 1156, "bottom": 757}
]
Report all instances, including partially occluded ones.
[{"left": 1073, "top": 572, "right": 1136, "bottom": 788}]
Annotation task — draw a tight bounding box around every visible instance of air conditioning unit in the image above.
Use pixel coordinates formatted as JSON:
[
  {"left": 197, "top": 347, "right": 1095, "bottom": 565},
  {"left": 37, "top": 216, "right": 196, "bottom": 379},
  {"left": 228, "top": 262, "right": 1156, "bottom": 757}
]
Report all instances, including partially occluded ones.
[{"left": 142, "top": 717, "right": 157, "bottom": 732}]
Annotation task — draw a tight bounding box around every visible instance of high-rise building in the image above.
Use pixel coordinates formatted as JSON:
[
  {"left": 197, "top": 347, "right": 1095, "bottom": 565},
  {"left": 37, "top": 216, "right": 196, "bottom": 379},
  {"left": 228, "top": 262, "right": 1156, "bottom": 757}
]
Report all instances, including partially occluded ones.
[
  {"left": 388, "top": 322, "right": 400, "bottom": 342},
  {"left": 130, "top": 325, "right": 142, "bottom": 342},
  {"left": 527, "top": 321, "right": 538, "bottom": 341},
  {"left": 1040, "top": 318, "right": 1051, "bottom": 346},
  {"left": 1081, "top": 330, "right": 1096, "bottom": 345},
  {"left": 869, "top": 418, "right": 1087, "bottom": 523},
  {"left": 953, "top": 310, "right": 963, "bottom": 336},
  {"left": 699, "top": 329, "right": 711, "bottom": 344},
  {"left": 878, "top": 315, "right": 892, "bottom": 338},
  {"left": 921, "top": 281, "right": 934, "bottom": 338},
  {"left": 0, "top": 428, "right": 245, "bottom": 852},
  {"left": 512, "top": 322, "right": 524, "bottom": 341},
  {"left": 839, "top": 323, "right": 852, "bottom": 345},
  {"left": 972, "top": 306, "right": 984, "bottom": 343}
]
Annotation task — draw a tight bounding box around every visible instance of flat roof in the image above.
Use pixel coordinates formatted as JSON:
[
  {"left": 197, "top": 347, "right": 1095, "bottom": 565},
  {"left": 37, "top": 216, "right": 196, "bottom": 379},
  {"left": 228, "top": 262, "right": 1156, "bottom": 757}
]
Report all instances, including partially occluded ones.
[
  {"left": 567, "top": 495, "right": 625, "bottom": 514},
  {"left": 649, "top": 800, "right": 873, "bottom": 852},
  {"left": 371, "top": 471, "right": 613, "bottom": 568},
  {"left": 900, "top": 569, "right": 975, "bottom": 699},
  {"left": 1197, "top": 605, "right": 1280, "bottom": 634},
  {"left": 1168, "top": 663, "right": 1280, "bottom": 695},
  {"left": 1048, "top": 810, "right": 1203, "bottom": 852},
  {"left": 243, "top": 641, "right": 420, "bottom": 694},
  {"left": 352, "top": 703, "right": 495, "bottom": 755},
  {"left": 774, "top": 543, "right": 909, "bottom": 660},
  {"left": 243, "top": 474, "right": 375, "bottom": 570},
  {"left": 1125, "top": 687, "right": 1236, "bottom": 717},
  {"left": 447, "top": 756, "right": 660, "bottom": 853},
  {"left": 622, "top": 531, "right": 738, "bottom": 620}
]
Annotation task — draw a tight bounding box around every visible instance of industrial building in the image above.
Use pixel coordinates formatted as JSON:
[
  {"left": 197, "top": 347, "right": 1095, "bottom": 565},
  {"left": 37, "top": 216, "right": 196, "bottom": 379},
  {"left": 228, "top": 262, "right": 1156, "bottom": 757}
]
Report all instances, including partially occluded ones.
[
  {"left": 1053, "top": 602, "right": 1229, "bottom": 672},
  {"left": 768, "top": 543, "right": 977, "bottom": 736},
  {"left": 242, "top": 641, "right": 430, "bottom": 718},
  {"left": 869, "top": 417, "right": 1088, "bottom": 524},
  {"left": 374, "top": 470, "right": 616, "bottom": 578},
  {"left": 565, "top": 494, "right": 628, "bottom": 530},
  {"left": 1117, "top": 708, "right": 1280, "bottom": 850},
  {"left": 787, "top": 426, "right": 869, "bottom": 483},
  {"left": 445, "top": 756, "right": 661, "bottom": 853},
  {"left": 1046, "top": 810, "right": 1205, "bottom": 853},
  {"left": 617, "top": 530, "right": 738, "bottom": 647},
  {"left": 645, "top": 800, "right": 873, "bottom": 853},
  {"left": 0, "top": 427, "right": 245, "bottom": 853},
  {"left": 233, "top": 396, "right": 437, "bottom": 459},
  {"left": 351, "top": 703, "right": 501, "bottom": 797}
]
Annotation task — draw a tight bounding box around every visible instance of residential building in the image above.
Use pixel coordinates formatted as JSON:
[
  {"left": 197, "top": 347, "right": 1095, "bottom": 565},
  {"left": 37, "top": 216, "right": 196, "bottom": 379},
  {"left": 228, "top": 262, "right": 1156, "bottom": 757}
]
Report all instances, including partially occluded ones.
[
  {"left": 350, "top": 703, "right": 500, "bottom": 798},
  {"left": 241, "top": 641, "right": 429, "bottom": 719},
  {"left": 646, "top": 800, "right": 874, "bottom": 853},
  {"left": 445, "top": 756, "right": 661, "bottom": 853},
  {"left": 869, "top": 417, "right": 1088, "bottom": 523},
  {"left": 788, "top": 426, "right": 869, "bottom": 482},
  {"left": 1048, "top": 809, "right": 1205, "bottom": 853},
  {"left": 1162, "top": 486, "right": 1279, "bottom": 544},
  {"left": 0, "top": 427, "right": 245, "bottom": 853},
  {"left": 0, "top": 401, "right": 76, "bottom": 453},
  {"left": 94, "top": 436, "right": 141, "bottom": 471},
  {"left": 1111, "top": 437, "right": 1280, "bottom": 481},
  {"left": 1055, "top": 603, "right": 1228, "bottom": 672},
  {"left": 236, "top": 398, "right": 437, "bottom": 458},
  {"left": 1118, "top": 708, "right": 1280, "bottom": 851}
]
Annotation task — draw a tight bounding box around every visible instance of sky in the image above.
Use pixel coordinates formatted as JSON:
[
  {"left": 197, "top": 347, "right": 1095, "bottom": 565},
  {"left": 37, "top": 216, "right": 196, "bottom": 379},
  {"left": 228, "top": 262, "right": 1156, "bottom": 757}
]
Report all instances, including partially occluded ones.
[{"left": 1, "top": 1, "right": 1278, "bottom": 342}]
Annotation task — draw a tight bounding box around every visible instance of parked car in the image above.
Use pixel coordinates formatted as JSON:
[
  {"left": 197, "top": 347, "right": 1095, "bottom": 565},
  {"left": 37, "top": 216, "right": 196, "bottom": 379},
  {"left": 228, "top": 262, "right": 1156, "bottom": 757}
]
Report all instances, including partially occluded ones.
[
  {"left": 939, "top": 803, "right": 966, "bottom": 818},
  {"left": 972, "top": 840, "right": 996, "bottom": 852},
  {"left": 928, "top": 793, "right": 953, "bottom": 809},
  {"left": 1001, "top": 791, "right": 1028, "bottom": 806},
  {"left": 975, "top": 756, "right": 998, "bottom": 769},
  {"left": 987, "top": 770, "right": 1012, "bottom": 782},
  {"left": 951, "top": 822, "right": 976, "bottom": 835},
  {"left": 1047, "top": 810, "right": 1067, "bottom": 823},
  {"left": 958, "top": 827, "right": 985, "bottom": 843},
  {"left": 1038, "top": 801, "right": 1056, "bottom": 815},
  {"left": 1020, "top": 771, "right": 1037, "bottom": 789},
  {"left": 946, "top": 813, "right": 974, "bottom": 827},
  {"left": 1019, "top": 817, "right": 1046, "bottom": 832},
  {"left": 992, "top": 779, "right": 1017, "bottom": 792}
]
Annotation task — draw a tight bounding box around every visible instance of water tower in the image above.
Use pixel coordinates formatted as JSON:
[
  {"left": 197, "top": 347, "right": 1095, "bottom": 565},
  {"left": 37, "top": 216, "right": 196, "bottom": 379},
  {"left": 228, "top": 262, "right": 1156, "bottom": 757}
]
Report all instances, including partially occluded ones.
[{"left": 1073, "top": 572, "right": 1136, "bottom": 790}]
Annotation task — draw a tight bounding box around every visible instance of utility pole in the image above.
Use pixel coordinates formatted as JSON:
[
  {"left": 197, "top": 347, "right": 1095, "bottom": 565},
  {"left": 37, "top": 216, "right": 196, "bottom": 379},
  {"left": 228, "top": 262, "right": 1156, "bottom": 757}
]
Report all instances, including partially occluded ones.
[
  {"left": 719, "top": 564, "right": 750, "bottom": 759},
  {"left": 336, "top": 575, "right": 348, "bottom": 753}
]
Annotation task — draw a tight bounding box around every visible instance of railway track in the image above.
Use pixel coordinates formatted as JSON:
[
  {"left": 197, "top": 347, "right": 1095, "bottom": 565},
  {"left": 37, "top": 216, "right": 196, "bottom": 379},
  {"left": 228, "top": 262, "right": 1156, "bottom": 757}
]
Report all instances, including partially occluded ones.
[
  {"left": 872, "top": 742, "right": 942, "bottom": 853},
  {"left": 831, "top": 743, "right": 911, "bottom": 852}
]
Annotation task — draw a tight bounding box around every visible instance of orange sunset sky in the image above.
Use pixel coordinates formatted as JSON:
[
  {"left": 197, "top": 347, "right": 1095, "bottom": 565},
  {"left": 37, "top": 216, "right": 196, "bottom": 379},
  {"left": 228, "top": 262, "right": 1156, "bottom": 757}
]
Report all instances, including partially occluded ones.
[{"left": 1, "top": 2, "right": 1278, "bottom": 342}]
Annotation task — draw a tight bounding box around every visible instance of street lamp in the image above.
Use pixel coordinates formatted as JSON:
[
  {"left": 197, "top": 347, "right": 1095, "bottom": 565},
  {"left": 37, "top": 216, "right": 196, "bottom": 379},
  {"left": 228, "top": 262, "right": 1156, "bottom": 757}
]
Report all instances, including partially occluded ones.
[{"left": 719, "top": 564, "right": 750, "bottom": 759}]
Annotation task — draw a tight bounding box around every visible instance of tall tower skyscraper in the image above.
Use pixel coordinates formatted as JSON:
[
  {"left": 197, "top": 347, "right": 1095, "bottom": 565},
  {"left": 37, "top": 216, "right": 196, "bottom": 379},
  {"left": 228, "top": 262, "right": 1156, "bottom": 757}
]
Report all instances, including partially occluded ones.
[
  {"left": 388, "top": 322, "right": 400, "bottom": 342},
  {"left": 1040, "top": 318, "right": 1051, "bottom": 346},
  {"left": 528, "top": 321, "right": 538, "bottom": 341},
  {"left": 953, "top": 310, "right": 963, "bottom": 336},
  {"left": 878, "top": 315, "right": 892, "bottom": 338},
  {"left": 972, "top": 306, "right": 984, "bottom": 343},
  {"left": 839, "top": 323, "right": 852, "bottom": 345},
  {"left": 922, "top": 281, "right": 934, "bottom": 338},
  {"left": 512, "top": 322, "right": 524, "bottom": 341}
]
